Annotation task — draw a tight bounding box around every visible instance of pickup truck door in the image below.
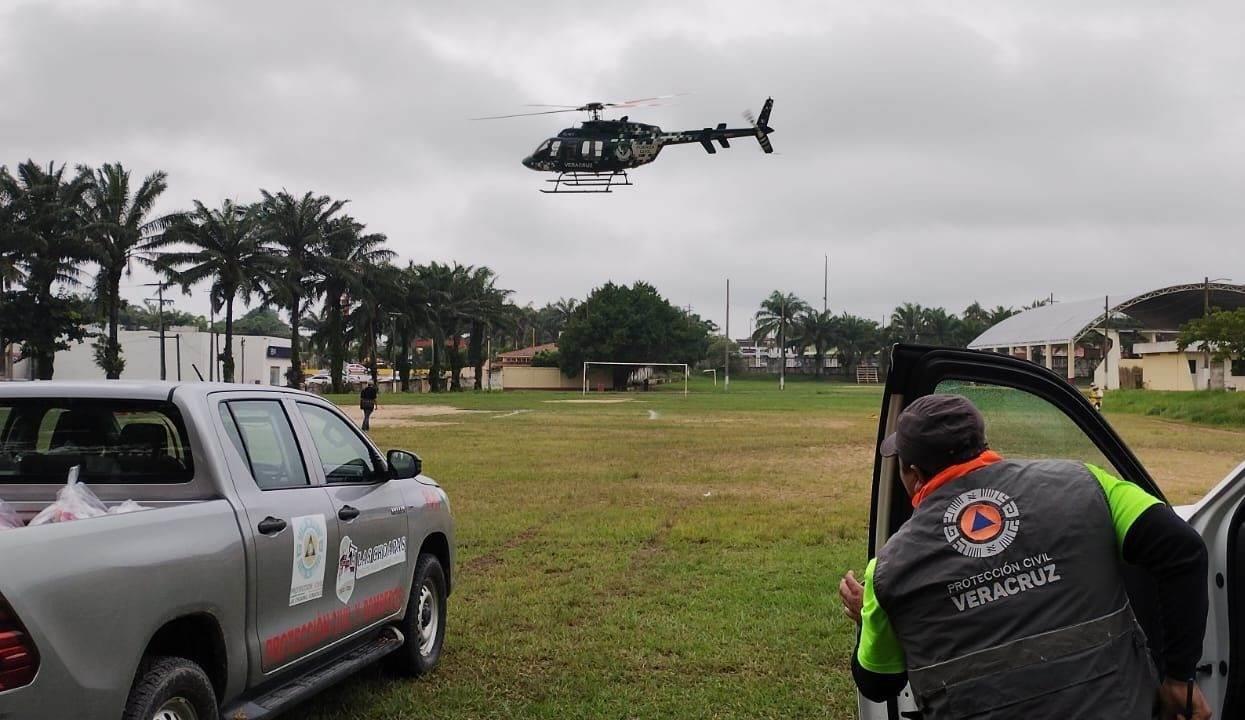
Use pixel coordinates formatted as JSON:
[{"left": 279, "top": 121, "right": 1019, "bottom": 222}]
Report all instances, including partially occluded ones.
[
  {"left": 292, "top": 400, "right": 411, "bottom": 637},
  {"left": 214, "top": 395, "right": 345, "bottom": 677},
  {"left": 861, "top": 344, "right": 1178, "bottom": 720}
]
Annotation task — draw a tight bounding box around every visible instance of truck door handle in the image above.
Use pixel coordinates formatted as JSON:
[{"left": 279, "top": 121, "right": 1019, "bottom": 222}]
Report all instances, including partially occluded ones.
[
  {"left": 338, "top": 505, "right": 360, "bottom": 522},
  {"left": 257, "top": 516, "right": 287, "bottom": 535}
]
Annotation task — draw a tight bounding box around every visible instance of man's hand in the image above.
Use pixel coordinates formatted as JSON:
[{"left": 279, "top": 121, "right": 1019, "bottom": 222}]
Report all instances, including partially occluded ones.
[
  {"left": 1157, "top": 677, "right": 1212, "bottom": 720},
  {"left": 839, "top": 570, "right": 864, "bottom": 625}
]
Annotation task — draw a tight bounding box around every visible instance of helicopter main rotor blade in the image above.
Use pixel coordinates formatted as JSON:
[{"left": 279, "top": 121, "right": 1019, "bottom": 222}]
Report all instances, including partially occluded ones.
[
  {"left": 470, "top": 108, "right": 585, "bottom": 120},
  {"left": 609, "top": 93, "right": 689, "bottom": 107}
]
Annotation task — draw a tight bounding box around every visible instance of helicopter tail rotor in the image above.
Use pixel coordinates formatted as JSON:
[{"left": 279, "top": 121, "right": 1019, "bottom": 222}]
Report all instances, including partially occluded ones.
[{"left": 744, "top": 97, "right": 775, "bottom": 154}]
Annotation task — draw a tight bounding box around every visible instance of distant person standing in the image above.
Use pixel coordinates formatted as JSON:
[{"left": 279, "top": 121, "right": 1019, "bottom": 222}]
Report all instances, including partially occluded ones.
[{"left": 360, "top": 382, "right": 378, "bottom": 431}]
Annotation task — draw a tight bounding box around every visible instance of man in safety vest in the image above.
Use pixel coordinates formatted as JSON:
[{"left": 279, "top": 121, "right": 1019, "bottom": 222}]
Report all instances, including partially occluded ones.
[{"left": 839, "top": 394, "right": 1211, "bottom": 719}]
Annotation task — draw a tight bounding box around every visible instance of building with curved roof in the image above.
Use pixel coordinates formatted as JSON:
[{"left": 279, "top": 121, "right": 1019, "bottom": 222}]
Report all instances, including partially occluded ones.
[{"left": 968, "top": 281, "right": 1245, "bottom": 390}]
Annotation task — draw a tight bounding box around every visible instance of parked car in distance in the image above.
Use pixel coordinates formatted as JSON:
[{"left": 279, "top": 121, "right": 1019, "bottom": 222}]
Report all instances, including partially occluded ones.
[{"left": 0, "top": 381, "right": 454, "bottom": 720}]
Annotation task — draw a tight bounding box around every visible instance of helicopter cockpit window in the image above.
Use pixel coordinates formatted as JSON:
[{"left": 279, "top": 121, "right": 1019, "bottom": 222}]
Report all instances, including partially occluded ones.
[
  {"left": 549, "top": 140, "right": 561, "bottom": 156},
  {"left": 535, "top": 139, "right": 551, "bottom": 155}
]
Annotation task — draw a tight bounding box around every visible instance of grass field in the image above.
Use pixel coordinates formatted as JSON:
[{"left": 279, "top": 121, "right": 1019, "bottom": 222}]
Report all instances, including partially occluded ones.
[
  {"left": 281, "top": 377, "right": 1243, "bottom": 719},
  {"left": 1109, "top": 389, "right": 1245, "bottom": 429}
]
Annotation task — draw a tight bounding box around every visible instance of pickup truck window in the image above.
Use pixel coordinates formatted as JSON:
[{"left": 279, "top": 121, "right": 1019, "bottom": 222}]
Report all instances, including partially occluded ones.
[
  {"left": 221, "top": 400, "right": 310, "bottom": 490},
  {"left": 0, "top": 398, "right": 193, "bottom": 484},
  {"left": 296, "top": 403, "right": 382, "bottom": 484}
]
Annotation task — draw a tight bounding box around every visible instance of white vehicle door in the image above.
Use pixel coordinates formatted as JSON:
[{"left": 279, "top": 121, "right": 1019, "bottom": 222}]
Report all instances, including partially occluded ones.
[{"left": 1176, "top": 461, "right": 1245, "bottom": 715}]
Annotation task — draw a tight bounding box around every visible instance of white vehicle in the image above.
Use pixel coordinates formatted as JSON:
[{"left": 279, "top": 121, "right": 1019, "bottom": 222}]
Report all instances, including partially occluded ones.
[
  {"left": 860, "top": 345, "right": 1239, "bottom": 718},
  {"left": 305, "top": 374, "right": 333, "bottom": 387},
  {"left": 346, "top": 364, "right": 368, "bottom": 376}
]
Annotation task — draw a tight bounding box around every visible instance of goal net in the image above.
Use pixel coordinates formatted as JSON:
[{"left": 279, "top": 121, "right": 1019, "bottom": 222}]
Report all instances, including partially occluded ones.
[{"left": 582, "top": 362, "right": 689, "bottom": 395}]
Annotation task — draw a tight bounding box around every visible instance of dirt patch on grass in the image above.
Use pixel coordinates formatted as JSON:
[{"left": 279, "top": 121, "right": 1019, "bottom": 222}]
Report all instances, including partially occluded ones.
[
  {"left": 337, "top": 404, "right": 482, "bottom": 427},
  {"left": 544, "top": 398, "right": 634, "bottom": 404}
]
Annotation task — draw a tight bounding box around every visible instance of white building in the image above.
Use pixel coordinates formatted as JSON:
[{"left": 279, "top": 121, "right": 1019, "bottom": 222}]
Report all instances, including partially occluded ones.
[{"left": 7, "top": 326, "right": 292, "bottom": 384}]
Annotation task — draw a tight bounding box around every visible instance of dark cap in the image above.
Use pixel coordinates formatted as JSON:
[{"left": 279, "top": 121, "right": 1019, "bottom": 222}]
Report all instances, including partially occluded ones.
[{"left": 880, "top": 394, "right": 988, "bottom": 473}]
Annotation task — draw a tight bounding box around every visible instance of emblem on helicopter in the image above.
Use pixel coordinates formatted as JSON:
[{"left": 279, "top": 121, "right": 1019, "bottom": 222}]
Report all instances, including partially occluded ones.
[{"left": 473, "top": 95, "right": 775, "bottom": 194}]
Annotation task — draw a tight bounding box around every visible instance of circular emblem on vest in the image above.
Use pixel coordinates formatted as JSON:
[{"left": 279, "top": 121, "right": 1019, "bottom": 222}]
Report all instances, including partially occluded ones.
[{"left": 942, "top": 488, "right": 1021, "bottom": 558}]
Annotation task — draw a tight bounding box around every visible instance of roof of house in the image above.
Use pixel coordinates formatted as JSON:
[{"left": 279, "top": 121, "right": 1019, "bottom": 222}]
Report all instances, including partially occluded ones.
[
  {"left": 969, "top": 282, "right": 1245, "bottom": 349},
  {"left": 498, "top": 343, "right": 558, "bottom": 360}
]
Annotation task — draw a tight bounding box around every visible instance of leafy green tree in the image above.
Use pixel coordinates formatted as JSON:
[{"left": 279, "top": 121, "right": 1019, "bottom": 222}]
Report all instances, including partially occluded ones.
[
  {"left": 795, "top": 309, "right": 837, "bottom": 378},
  {"left": 559, "top": 281, "right": 712, "bottom": 390},
  {"left": 702, "top": 335, "right": 743, "bottom": 375},
  {"left": 81, "top": 163, "right": 168, "bottom": 378},
  {"left": 117, "top": 299, "right": 206, "bottom": 331},
  {"left": 149, "top": 199, "right": 275, "bottom": 382},
  {"left": 1179, "top": 308, "right": 1245, "bottom": 385},
  {"left": 229, "top": 306, "right": 291, "bottom": 338},
  {"left": 258, "top": 190, "right": 345, "bottom": 386},
  {"left": 0, "top": 161, "right": 93, "bottom": 378},
  {"left": 349, "top": 262, "right": 402, "bottom": 386},
  {"left": 753, "top": 291, "right": 810, "bottom": 389}
]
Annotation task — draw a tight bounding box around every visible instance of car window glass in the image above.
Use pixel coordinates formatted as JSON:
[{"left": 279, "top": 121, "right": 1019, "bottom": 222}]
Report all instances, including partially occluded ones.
[
  {"left": 0, "top": 398, "right": 192, "bottom": 484},
  {"left": 935, "top": 380, "right": 1120, "bottom": 475},
  {"left": 297, "top": 403, "right": 379, "bottom": 484},
  {"left": 224, "top": 400, "right": 309, "bottom": 490}
]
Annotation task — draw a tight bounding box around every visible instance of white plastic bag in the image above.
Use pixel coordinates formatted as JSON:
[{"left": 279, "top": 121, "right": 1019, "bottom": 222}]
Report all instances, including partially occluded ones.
[
  {"left": 0, "top": 499, "right": 21, "bottom": 530},
  {"left": 107, "top": 499, "right": 150, "bottom": 515},
  {"left": 29, "top": 465, "right": 108, "bottom": 526}
]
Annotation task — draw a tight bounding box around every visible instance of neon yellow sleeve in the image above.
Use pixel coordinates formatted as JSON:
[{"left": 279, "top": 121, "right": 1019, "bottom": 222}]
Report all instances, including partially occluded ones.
[
  {"left": 856, "top": 557, "right": 906, "bottom": 674},
  {"left": 1086, "top": 463, "right": 1163, "bottom": 550}
]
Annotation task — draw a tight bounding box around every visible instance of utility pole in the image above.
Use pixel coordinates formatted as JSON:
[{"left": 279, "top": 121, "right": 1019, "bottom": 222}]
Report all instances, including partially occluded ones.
[
  {"left": 1102, "top": 295, "right": 1110, "bottom": 392},
  {"left": 208, "top": 303, "right": 214, "bottom": 382},
  {"left": 1205, "top": 276, "right": 1212, "bottom": 390},
  {"left": 823, "top": 254, "right": 829, "bottom": 313},
  {"left": 240, "top": 338, "right": 246, "bottom": 383},
  {"left": 143, "top": 282, "right": 172, "bottom": 381},
  {"left": 724, "top": 278, "right": 730, "bottom": 392}
]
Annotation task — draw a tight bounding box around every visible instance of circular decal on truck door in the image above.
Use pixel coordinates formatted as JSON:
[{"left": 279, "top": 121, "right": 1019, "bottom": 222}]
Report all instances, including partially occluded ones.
[{"left": 336, "top": 535, "right": 359, "bottom": 604}]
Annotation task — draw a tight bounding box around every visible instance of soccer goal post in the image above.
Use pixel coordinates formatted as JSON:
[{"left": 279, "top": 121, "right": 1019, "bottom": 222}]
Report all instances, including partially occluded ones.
[{"left": 582, "top": 362, "right": 689, "bottom": 396}]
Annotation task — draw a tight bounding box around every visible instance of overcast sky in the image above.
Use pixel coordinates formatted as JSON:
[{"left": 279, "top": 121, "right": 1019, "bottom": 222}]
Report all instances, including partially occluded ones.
[{"left": 3, "top": 0, "right": 1243, "bottom": 334}]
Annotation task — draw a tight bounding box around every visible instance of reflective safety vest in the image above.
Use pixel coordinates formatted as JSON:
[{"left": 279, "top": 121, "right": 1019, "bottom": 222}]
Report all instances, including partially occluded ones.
[{"left": 865, "top": 459, "right": 1158, "bottom": 719}]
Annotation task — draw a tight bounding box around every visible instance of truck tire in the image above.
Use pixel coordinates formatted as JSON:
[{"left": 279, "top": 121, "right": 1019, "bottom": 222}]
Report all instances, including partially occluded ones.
[
  {"left": 389, "top": 552, "right": 447, "bottom": 677},
  {"left": 123, "top": 655, "right": 219, "bottom": 720}
]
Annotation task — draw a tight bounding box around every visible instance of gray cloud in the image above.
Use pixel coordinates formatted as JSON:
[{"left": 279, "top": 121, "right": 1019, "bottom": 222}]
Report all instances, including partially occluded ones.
[{"left": 3, "top": 0, "right": 1243, "bottom": 331}]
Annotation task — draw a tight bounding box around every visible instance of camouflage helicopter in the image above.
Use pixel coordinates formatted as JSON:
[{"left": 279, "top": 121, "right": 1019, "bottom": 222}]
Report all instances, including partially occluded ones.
[{"left": 474, "top": 96, "right": 774, "bottom": 193}]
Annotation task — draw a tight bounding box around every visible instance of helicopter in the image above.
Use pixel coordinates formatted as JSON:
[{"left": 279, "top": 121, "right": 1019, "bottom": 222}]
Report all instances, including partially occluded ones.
[{"left": 474, "top": 96, "right": 774, "bottom": 193}]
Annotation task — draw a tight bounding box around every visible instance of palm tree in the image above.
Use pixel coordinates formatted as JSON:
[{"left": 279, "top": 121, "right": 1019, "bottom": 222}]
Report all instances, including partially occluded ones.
[
  {"left": 0, "top": 161, "right": 93, "bottom": 379},
  {"left": 257, "top": 190, "right": 346, "bottom": 387},
  {"left": 795, "top": 309, "right": 837, "bottom": 378},
  {"left": 921, "top": 307, "right": 959, "bottom": 346},
  {"left": 890, "top": 302, "right": 925, "bottom": 343},
  {"left": 753, "top": 291, "right": 810, "bottom": 390},
  {"left": 318, "top": 216, "right": 393, "bottom": 393},
  {"left": 464, "top": 266, "right": 514, "bottom": 390},
  {"left": 414, "top": 262, "right": 467, "bottom": 392},
  {"left": 348, "top": 262, "right": 402, "bottom": 387},
  {"left": 81, "top": 163, "right": 168, "bottom": 378},
  {"left": 147, "top": 199, "right": 274, "bottom": 382},
  {"left": 835, "top": 313, "right": 882, "bottom": 376}
]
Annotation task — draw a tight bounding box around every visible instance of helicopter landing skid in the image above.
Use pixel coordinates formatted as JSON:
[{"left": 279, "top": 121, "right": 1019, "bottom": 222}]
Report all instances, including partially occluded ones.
[{"left": 540, "top": 171, "right": 633, "bottom": 194}]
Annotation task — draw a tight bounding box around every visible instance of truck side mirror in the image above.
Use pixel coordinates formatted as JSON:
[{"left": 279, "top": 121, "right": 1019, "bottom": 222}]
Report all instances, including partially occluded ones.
[{"left": 387, "top": 449, "right": 422, "bottom": 479}]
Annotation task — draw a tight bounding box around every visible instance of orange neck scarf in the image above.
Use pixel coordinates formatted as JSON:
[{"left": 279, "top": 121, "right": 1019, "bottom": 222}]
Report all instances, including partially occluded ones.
[{"left": 911, "top": 450, "right": 1004, "bottom": 508}]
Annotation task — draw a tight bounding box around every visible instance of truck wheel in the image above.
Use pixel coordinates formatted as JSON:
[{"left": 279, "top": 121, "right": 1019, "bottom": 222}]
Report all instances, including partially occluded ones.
[
  {"left": 389, "top": 553, "right": 447, "bottom": 677},
  {"left": 123, "top": 656, "right": 219, "bottom": 720}
]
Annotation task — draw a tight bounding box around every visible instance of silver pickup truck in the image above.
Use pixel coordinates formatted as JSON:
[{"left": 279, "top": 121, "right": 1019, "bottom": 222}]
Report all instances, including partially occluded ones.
[{"left": 0, "top": 382, "right": 454, "bottom": 720}]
